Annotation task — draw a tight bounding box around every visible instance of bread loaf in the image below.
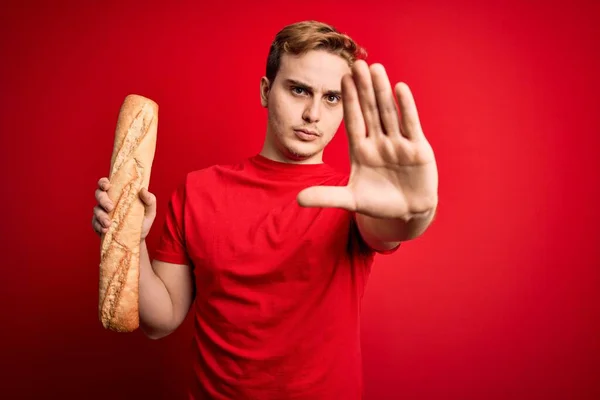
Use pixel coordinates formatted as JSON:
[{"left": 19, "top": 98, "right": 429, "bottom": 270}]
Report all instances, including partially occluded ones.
[{"left": 99, "top": 94, "right": 158, "bottom": 332}]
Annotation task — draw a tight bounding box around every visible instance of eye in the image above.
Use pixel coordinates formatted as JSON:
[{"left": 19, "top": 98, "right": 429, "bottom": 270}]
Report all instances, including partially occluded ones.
[
  {"left": 291, "top": 86, "right": 306, "bottom": 95},
  {"left": 326, "top": 95, "right": 341, "bottom": 104}
]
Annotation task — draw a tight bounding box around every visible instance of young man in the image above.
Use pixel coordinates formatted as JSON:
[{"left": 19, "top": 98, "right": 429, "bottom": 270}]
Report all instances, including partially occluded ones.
[{"left": 92, "top": 20, "right": 438, "bottom": 400}]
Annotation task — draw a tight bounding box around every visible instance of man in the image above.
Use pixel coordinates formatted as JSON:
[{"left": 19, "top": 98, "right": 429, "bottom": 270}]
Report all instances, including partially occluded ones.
[{"left": 92, "top": 20, "right": 438, "bottom": 400}]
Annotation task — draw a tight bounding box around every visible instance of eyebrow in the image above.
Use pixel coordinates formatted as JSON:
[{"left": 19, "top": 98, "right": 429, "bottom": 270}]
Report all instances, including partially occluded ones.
[{"left": 284, "top": 79, "right": 342, "bottom": 97}]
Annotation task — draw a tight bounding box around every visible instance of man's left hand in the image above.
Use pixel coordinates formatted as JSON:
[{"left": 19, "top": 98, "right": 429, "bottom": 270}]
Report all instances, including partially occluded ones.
[{"left": 298, "top": 60, "right": 438, "bottom": 221}]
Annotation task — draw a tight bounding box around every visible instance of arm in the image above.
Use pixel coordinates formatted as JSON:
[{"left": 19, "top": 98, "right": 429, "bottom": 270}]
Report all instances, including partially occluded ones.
[
  {"left": 355, "top": 205, "right": 437, "bottom": 252},
  {"left": 138, "top": 240, "right": 195, "bottom": 340}
]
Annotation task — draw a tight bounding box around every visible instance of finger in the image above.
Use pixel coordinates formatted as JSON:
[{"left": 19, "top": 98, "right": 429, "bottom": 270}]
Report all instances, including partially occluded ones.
[
  {"left": 139, "top": 188, "right": 157, "bottom": 216},
  {"left": 93, "top": 206, "right": 112, "bottom": 228},
  {"left": 92, "top": 215, "right": 109, "bottom": 235},
  {"left": 341, "top": 73, "right": 365, "bottom": 147},
  {"left": 395, "top": 82, "right": 423, "bottom": 140},
  {"left": 98, "top": 177, "right": 111, "bottom": 191},
  {"left": 370, "top": 64, "right": 401, "bottom": 139},
  {"left": 352, "top": 60, "right": 384, "bottom": 138},
  {"left": 95, "top": 189, "right": 114, "bottom": 212},
  {"left": 297, "top": 186, "right": 356, "bottom": 211}
]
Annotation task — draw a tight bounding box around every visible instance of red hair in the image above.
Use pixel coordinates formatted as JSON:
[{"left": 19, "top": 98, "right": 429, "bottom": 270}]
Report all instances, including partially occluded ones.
[{"left": 266, "top": 20, "right": 367, "bottom": 83}]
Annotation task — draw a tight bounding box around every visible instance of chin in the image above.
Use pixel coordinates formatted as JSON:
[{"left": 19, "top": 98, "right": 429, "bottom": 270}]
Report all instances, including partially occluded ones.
[
  {"left": 285, "top": 140, "right": 322, "bottom": 160},
  {"left": 284, "top": 140, "right": 323, "bottom": 157}
]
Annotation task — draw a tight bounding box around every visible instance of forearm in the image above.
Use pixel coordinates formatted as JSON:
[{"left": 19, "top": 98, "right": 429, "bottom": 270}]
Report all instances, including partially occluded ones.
[
  {"left": 356, "top": 206, "right": 437, "bottom": 244},
  {"left": 138, "top": 240, "right": 175, "bottom": 338}
]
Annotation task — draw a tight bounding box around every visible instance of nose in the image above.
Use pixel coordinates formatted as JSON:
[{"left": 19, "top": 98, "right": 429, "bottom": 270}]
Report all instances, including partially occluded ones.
[{"left": 302, "top": 98, "right": 321, "bottom": 123}]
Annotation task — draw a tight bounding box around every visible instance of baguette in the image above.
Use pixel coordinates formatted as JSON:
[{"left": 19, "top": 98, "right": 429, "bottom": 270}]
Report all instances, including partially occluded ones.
[{"left": 99, "top": 94, "right": 158, "bottom": 332}]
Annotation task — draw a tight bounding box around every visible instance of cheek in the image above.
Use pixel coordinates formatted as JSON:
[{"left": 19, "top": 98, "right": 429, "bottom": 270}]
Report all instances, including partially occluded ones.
[
  {"left": 269, "top": 97, "right": 296, "bottom": 128},
  {"left": 324, "top": 109, "right": 344, "bottom": 134}
]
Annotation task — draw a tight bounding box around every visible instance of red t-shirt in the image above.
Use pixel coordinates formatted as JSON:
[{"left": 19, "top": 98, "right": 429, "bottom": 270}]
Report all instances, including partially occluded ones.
[{"left": 154, "top": 154, "right": 400, "bottom": 400}]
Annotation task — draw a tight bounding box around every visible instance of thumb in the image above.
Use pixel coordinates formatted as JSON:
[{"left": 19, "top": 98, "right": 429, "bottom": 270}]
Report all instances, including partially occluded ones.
[
  {"left": 139, "top": 188, "right": 157, "bottom": 216},
  {"left": 297, "top": 186, "right": 356, "bottom": 211}
]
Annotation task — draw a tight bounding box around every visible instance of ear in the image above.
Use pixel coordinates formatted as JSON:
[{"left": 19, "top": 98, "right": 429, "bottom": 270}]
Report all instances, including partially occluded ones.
[{"left": 260, "top": 77, "right": 270, "bottom": 108}]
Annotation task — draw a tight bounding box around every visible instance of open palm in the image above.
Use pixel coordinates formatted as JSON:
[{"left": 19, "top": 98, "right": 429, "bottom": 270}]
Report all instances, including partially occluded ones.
[{"left": 297, "top": 60, "right": 438, "bottom": 220}]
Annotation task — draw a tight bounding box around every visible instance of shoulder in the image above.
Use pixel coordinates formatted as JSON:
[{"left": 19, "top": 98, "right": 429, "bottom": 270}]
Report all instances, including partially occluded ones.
[
  {"left": 185, "top": 158, "right": 247, "bottom": 186},
  {"left": 311, "top": 163, "right": 350, "bottom": 186}
]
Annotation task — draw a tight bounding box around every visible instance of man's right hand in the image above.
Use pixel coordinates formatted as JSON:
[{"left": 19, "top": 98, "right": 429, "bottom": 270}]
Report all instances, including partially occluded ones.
[{"left": 92, "top": 177, "right": 157, "bottom": 240}]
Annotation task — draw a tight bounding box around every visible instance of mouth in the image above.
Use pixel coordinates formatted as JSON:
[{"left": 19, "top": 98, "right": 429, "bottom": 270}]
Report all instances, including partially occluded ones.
[
  {"left": 294, "top": 128, "right": 320, "bottom": 142},
  {"left": 294, "top": 128, "right": 319, "bottom": 137}
]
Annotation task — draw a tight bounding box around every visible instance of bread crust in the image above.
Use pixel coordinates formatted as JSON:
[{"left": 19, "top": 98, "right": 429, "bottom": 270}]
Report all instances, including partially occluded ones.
[{"left": 99, "top": 94, "right": 158, "bottom": 332}]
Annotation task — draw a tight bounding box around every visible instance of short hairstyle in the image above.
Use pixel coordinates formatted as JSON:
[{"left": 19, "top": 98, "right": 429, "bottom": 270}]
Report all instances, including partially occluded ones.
[{"left": 265, "top": 20, "right": 367, "bottom": 84}]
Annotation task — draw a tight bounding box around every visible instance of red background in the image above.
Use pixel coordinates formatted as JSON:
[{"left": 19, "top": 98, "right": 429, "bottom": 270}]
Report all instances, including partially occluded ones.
[{"left": 1, "top": 0, "right": 599, "bottom": 399}]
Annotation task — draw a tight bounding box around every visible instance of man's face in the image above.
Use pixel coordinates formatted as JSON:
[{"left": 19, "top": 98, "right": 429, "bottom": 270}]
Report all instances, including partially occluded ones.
[{"left": 260, "top": 49, "right": 351, "bottom": 163}]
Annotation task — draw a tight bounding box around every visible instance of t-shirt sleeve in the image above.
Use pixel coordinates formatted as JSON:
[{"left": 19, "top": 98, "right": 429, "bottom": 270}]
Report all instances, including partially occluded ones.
[
  {"left": 153, "top": 180, "right": 193, "bottom": 266},
  {"left": 372, "top": 241, "right": 402, "bottom": 255}
]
